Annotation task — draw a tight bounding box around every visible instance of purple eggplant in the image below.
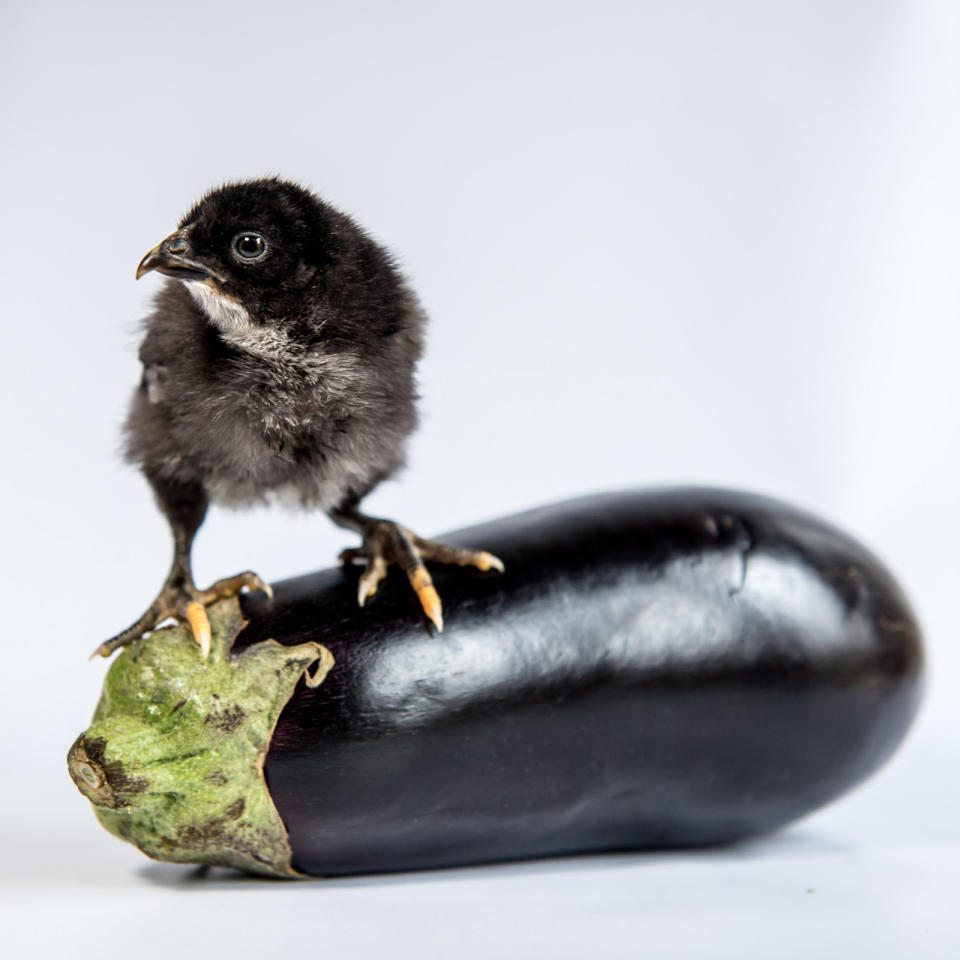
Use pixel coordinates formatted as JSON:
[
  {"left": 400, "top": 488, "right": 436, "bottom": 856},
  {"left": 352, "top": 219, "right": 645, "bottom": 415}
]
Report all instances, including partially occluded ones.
[{"left": 69, "top": 488, "right": 923, "bottom": 877}]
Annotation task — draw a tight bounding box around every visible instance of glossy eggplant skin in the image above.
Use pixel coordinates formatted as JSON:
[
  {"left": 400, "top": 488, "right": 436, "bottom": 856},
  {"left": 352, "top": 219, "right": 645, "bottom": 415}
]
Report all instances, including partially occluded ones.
[{"left": 236, "top": 488, "right": 923, "bottom": 877}]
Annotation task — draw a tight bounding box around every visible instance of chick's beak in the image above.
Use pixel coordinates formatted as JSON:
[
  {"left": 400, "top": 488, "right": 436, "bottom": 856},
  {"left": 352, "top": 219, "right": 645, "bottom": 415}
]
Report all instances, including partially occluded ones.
[{"left": 136, "top": 231, "right": 219, "bottom": 282}]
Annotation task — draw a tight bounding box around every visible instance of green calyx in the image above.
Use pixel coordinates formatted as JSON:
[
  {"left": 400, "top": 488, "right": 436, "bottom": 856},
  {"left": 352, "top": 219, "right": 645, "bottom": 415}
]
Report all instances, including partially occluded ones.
[{"left": 67, "top": 598, "right": 333, "bottom": 878}]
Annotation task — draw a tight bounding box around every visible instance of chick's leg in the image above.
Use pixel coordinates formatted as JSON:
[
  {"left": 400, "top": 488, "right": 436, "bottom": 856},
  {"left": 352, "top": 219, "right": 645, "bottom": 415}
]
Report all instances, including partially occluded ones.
[
  {"left": 330, "top": 500, "right": 504, "bottom": 633},
  {"left": 93, "top": 475, "right": 270, "bottom": 658}
]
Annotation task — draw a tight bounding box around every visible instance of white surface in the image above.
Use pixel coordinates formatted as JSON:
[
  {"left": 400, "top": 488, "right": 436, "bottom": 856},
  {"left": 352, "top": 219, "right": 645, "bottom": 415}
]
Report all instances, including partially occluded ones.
[
  {"left": 1, "top": 1, "right": 958, "bottom": 956},
  {"left": 6, "top": 740, "right": 960, "bottom": 959}
]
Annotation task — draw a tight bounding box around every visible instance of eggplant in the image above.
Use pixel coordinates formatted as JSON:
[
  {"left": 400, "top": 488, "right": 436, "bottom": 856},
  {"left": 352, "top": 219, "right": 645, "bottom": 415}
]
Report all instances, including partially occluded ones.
[{"left": 68, "top": 488, "right": 923, "bottom": 878}]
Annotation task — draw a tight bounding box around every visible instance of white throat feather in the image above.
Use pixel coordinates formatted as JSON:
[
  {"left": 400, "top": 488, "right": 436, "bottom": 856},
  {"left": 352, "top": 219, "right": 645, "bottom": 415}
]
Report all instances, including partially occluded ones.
[{"left": 184, "top": 281, "right": 290, "bottom": 356}]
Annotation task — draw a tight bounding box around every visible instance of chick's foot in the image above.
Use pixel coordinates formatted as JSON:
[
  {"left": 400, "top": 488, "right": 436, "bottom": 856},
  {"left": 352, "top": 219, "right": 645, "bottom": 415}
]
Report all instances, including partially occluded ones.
[
  {"left": 93, "top": 571, "right": 272, "bottom": 659},
  {"left": 339, "top": 521, "right": 504, "bottom": 632}
]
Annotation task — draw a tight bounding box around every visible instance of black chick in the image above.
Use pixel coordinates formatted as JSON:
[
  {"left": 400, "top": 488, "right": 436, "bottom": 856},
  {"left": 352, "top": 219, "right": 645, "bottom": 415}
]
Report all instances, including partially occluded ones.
[{"left": 95, "top": 178, "right": 502, "bottom": 658}]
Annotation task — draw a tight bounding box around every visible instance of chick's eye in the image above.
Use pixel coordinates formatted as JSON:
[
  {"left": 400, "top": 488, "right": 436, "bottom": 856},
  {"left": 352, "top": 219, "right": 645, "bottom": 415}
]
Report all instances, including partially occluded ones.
[{"left": 233, "top": 232, "right": 266, "bottom": 260}]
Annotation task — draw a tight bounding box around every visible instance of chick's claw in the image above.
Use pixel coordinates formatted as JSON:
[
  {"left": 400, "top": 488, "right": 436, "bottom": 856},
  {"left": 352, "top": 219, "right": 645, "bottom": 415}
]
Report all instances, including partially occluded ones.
[
  {"left": 193, "top": 571, "right": 273, "bottom": 604},
  {"left": 340, "top": 520, "right": 504, "bottom": 633},
  {"left": 92, "top": 571, "right": 272, "bottom": 659}
]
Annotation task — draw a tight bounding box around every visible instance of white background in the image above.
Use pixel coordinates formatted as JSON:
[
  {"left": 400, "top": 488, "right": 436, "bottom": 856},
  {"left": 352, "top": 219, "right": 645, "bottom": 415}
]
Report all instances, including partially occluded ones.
[{"left": 2, "top": 1, "right": 957, "bottom": 956}]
